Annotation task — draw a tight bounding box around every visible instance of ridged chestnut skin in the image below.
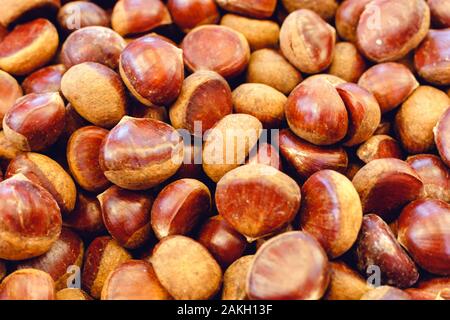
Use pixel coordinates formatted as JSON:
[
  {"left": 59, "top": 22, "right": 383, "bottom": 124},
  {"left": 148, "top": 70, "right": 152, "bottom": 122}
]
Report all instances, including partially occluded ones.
[
  {"left": 356, "top": 0, "right": 430, "bottom": 62},
  {"left": 0, "top": 19, "right": 59, "bottom": 76},
  {"left": 360, "top": 286, "right": 411, "bottom": 300},
  {"left": 15, "top": 228, "right": 84, "bottom": 291},
  {"left": 56, "top": 288, "right": 92, "bottom": 300},
  {"left": 61, "top": 26, "right": 126, "bottom": 70},
  {"left": 300, "top": 170, "right": 362, "bottom": 258},
  {"left": 151, "top": 235, "right": 222, "bottom": 300},
  {"left": 352, "top": 158, "right": 424, "bottom": 221},
  {"left": 0, "top": 70, "right": 23, "bottom": 127},
  {"left": 99, "top": 117, "right": 184, "bottom": 190},
  {"left": 357, "top": 135, "right": 403, "bottom": 164},
  {"left": 22, "top": 64, "right": 66, "bottom": 95},
  {"left": 355, "top": 214, "right": 419, "bottom": 288},
  {"left": 181, "top": 25, "right": 250, "bottom": 78},
  {"left": 398, "top": 199, "right": 450, "bottom": 275},
  {"left": 6, "top": 152, "right": 77, "bottom": 213},
  {"left": 222, "top": 255, "right": 253, "bottom": 300},
  {"left": 67, "top": 126, "right": 110, "bottom": 193},
  {"left": 98, "top": 186, "right": 153, "bottom": 249},
  {"left": 247, "top": 231, "right": 330, "bottom": 300},
  {"left": 335, "top": 0, "right": 372, "bottom": 43},
  {"left": 435, "top": 108, "right": 450, "bottom": 168},
  {"left": 82, "top": 236, "right": 131, "bottom": 299},
  {"left": 0, "top": 174, "right": 62, "bottom": 261},
  {"left": 324, "top": 261, "right": 371, "bottom": 300},
  {"left": 168, "top": 0, "right": 220, "bottom": 33},
  {"left": 120, "top": 35, "right": 184, "bottom": 107},
  {"left": 329, "top": 42, "right": 367, "bottom": 83},
  {"left": 0, "top": 269, "right": 55, "bottom": 300},
  {"left": 101, "top": 260, "right": 171, "bottom": 300},
  {"left": 169, "top": 70, "right": 233, "bottom": 136},
  {"left": 358, "top": 62, "right": 419, "bottom": 114},
  {"left": 151, "top": 178, "right": 211, "bottom": 239},
  {"left": 428, "top": 0, "right": 450, "bottom": 28},
  {"left": 0, "top": 0, "right": 60, "bottom": 27},
  {"left": 216, "top": 0, "right": 276, "bottom": 19},
  {"left": 407, "top": 154, "right": 450, "bottom": 202},
  {"left": 58, "top": 1, "right": 110, "bottom": 34},
  {"left": 415, "top": 29, "right": 450, "bottom": 85},
  {"left": 3, "top": 92, "right": 66, "bottom": 152},
  {"left": 280, "top": 9, "right": 336, "bottom": 74},
  {"left": 216, "top": 164, "right": 301, "bottom": 240},
  {"left": 247, "top": 142, "right": 282, "bottom": 171}
]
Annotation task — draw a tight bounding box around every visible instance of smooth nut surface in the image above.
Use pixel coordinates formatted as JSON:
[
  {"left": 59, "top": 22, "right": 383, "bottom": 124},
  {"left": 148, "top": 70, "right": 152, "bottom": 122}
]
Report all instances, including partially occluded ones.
[
  {"left": 58, "top": 1, "right": 109, "bottom": 34},
  {"left": 0, "top": 70, "right": 23, "bottom": 127},
  {"left": 357, "top": 135, "right": 403, "bottom": 164},
  {"left": 216, "top": 0, "right": 276, "bottom": 19},
  {"left": 22, "top": 64, "right": 66, "bottom": 95},
  {"left": 435, "top": 108, "right": 450, "bottom": 168},
  {"left": 0, "top": 269, "right": 55, "bottom": 300},
  {"left": 168, "top": 0, "right": 220, "bottom": 33}
]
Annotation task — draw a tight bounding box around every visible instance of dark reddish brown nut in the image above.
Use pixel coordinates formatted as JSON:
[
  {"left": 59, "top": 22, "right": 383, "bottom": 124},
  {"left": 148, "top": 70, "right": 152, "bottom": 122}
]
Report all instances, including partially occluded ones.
[
  {"left": 396, "top": 86, "right": 450, "bottom": 154},
  {"left": 216, "top": 0, "right": 276, "bottom": 19},
  {"left": 15, "top": 228, "right": 84, "bottom": 291},
  {"left": 99, "top": 117, "right": 184, "bottom": 190},
  {"left": 255, "top": 224, "right": 294, "bottom": 250},
  {"left": 352, "top": 158, "right": 423, "bottom": 221},
  {"left": 2, "top": 92, "right": 66, "bottom": 152},
  {"left": 0, "top": 174, "right": 62, "bottom": 260},
  {"left": 415, "top": 29, "right": 450, "bottom": 85},
  {"left": 56, "top": 288, "right": 92, "bottom": 300},
  {"left": 67, "top": 126, "right": 110, "bottom": 193},
  {"left": 356, "top": 0, "right": 430, "bottom": 62},
  {"left": 247, "top": 231, "right": 329, "bottom": 300},
  {"left": 435, "top": 108, "right": 450, "bottom": 167},
  {"left": 6, "top": 152, "right": 77, "bottom": 213},
  {"left": 61, "top": 62, "right": 127, "bottom": 128},
  {"left": 0, "top": 269, "right": 55, "bottom": 300},
  {"left": 358, "top": 63, "right": 419, "bottom": 114},
  {"left": 355, "top": 214, "right": 419, "bottom": 288},
  {"left": 64, "top": 191, "right": 106, "bottom": 237},
  {"left": 280, "top": 9, "right": 336, "bottom": 74},
  {"left": 82, "top": 236, "right": 131, "bottom": 299},
  {"left": 58, "top": 1, "right": 110, "bottom": 34},
  {"left": 0, "top": 25, "right": 7, "bottom": 42},
  {"left": 329, "top": 42, "right": 366, "bottom": 83},
  {"left": 168, "top": 0, "right": 219, "bottom": 33},
  {"left": 120, "top": 35, "right": 184, "bottom": 107},
  {"left": 324, "top": 261, "right": 371, "bottom": 300},
  {"left": 279, "top": 129, "right": 348, "bottom": 181},
  {"left": 300, "top": 170, "right": 362, "bottom": 258},
  {"left": 282, "top": 0, "right": 338, "bottom": 21},
  {"left": 246, "top": 49, "right": 302, "bottom": 95},
  {"left": 398, "top": 199, "right": 450, "bottom": 275},
  {"left": 101, "top": 260, "right": 171, "bottom": 300},
  {"left": 0, "top": 260, "right": 6, "bottom": 281},
  {"left": 151, "top": 235, "right": 222, "bottom": 300},
  {"left": 220, "top": 14, "right": 279, "bottom": 51},
  {"left": 61, "top": 26, "right": 126, "bottom": 70},
  {"left": 335, "top": 0, "right": 372, "bottom": 42},
  {"left": 360, "top": 286, "right": 411, "bottom": 300},
  {"left": 59, "top": 104, "right": 89, "bottom": 144},
  {"left": 22, "top": 64, "right": 66, "bottom": 95},
  {"left": 0, "top": 130, "right": 22, "bottom": 160},
  {"left": 0, "top": 70, "right": 22, "bottom": 128},
  {"left": 428, "top": 0, "right": 450, "bottom": 28},
  {"left": 0, "top": 19, "right": 59, "bottom": 76},
  {"left": 418, "top": 277, "right": 450, "bottom": 297},
  {"left": 247, "top": 142, "right": 282, "bottom": 171},
  {"left": 216, "top": 164, "right": 301, "bottom": 240},
  {"left": 175, "top": 140, "right": 204, "bottom": 179},
  {"left": 169, "top": 70, "right": 233, "bottom": 136},
  {"left": 222, "top": 255, "right": 253, "bottom": 300},
  {"left": 202, "top": 114, "right": 262, "bottom": 182},
  {"left": 0, "top": 0, "right": 60, "bottom": 27},
  {"left": 374, "top": 120, "right": 392, "bottom": 136},
  {"left": 181, "top": 25, "right": 250, "bottom": 78},
  {"left": 407, "top": 154, "right": 450, "bottom": 202},
  {"left": 357, "top": 135, "right": 403, "bottom": 164},
  {"left": 130, "top": 102, "right": 168, "bottom": 123},
  {"left": 98, "top": 186, "right": 153, "bottom": 249},
  {"left": 151, "top": 179, "right": 211, "bottom": 239}
]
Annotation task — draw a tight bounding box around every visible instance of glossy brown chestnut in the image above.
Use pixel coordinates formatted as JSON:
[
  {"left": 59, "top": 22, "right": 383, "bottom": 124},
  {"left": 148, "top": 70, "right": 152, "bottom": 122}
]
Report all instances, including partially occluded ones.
[
  {"left": 222, "top": 255, "right": 253, "bottom": 300},
  {"left": 0, "top": 269, "right": 55, "bottom": 300},
  {"left": 151, "top": 235, "right": 222, "bottom": 300},
  {"left": 335, "top": 0, "right": 372, "bottom": 43},
  {"left": 0, "top": 70, "right": 22, "bottom": 128},
  {"left": 22, "top": 64, "right": 66, "bottom": 95},
  {"left": 151, "top": 178, "right": 211, "bottom": 239},
  {"left": 58, "top": 1, "right": 110, "bottom": 34},
  {"left": 175, "top": 140, "right": 205, "bottom": 179},
  {"left": 168, "top": 0, "right": 219, "bottom": 33},
  {"left": 0, "top": 0, "right": 60, "bottom": 27},
  {"left": 352, "top": 158, "right": 423, "bottom": 221},
  {"left": 282, "top": 0, "right": 337, "bottom": 21},
  {"left": 216, "top": 0, "right": 276, "bottom": 19},
  {"left": 324, "top": 261, "right": 371, "bottom": 300},
  {"left": 56, "top": 288, "right": 92, "bottom": 300},
  {"left": 329, "top": 42, "right": 366, "bottom": 83},
  {"left": 247, "top": 142, "right": 282, "bottom": 171},
  {"left": 247, "top": 231, "right": 329, "bottom": 300},
  {"left": 357, "top": 135, "right": 403, "bottom": 164},
  {"left": 0, "top": 130, "right": 22, "bottom": 161},
  {"left": 428, "top": 0, "right": 450, "bottom": 28},
  {"left": 59, "top": 104, "right": 89, "bottom": 144},
  {"left": 398, "top": 199, "right": 450, "bottom": 275},
  {"left": 99, "top": 117, "right": 184, "bottom": 190},
  {"left": 216, "top": 164, "right": 301, "bottom": 240},
  {"left": 434, "top": 108, "right": 450, "bottom": 167},
  {"left": 418, "top": 277, "right": 450, "bottom": 298},
  {"left": 120, "top": 35, "right": 184, "bottom": 107},
  {"left": 360, "top": 286, "right": 411, "bottom": 300},
  {"left": 130, "top": 102, "right": 168, "bottom": 123},
  {"left": 0, "top": 174, "right": 62, "bottom": 261}
]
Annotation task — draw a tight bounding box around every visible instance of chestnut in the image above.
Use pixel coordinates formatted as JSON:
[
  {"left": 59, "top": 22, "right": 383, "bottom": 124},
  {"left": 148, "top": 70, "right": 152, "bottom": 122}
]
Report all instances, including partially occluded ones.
[
  {"left": 247, "top": 142, "right": 282, "bottom": 171},
  {"left": 56, "top": 288, "right": 92, "bottom": 300},
  {"left": 0, "top": 269, "right": 55, "bottom": 300},
  {"left": 99, "top": 117, "right": 184, "bottom": 190},
  {"left": 151, "top": 235, "right": 222, "bottom": 300},
  {"left": 0, "top": 260, "right": 6, "bottom": 281},
  {"left": 282, "top": 0, "right": 338, "bottom": 21},
  {"left": 175, "top": 140, "right": 205, "bottom": 179},
  {"left": 215, "top": 0, "right": 276, "bottom": 19},
  {"left": 357, "top": 135, "right": 403, "bottom": 164},
  {"left": 130, "top": 102, "right": 168, "bottom": 123},
  {"left": 0, "top": 70, "right": 22, "bottom": 128},
  {"left": 247, "top": 231, "right": 330, "bottom": 300},
  {"left": 168, "top": 0, "right": 220, "bottom": 33},
  {"left": 58, "top": 1, "right": 110, "bottom": 34},
  {"left": 151, "top": 178, "right": 211, "bottom": 239},
  {"left": 22, "top": 64, "right": 66, "bottom": 95},
  {"left": 352, "top": 158, "right": 423, "bottom": 221},
  {"left": 181, "top": 25, "right": 250, "bottom": 78},
  {"left": 328, "top": 42, "right": 366, "bottom": 83},
  {"left": 0, "top": 19, "right": 59, "bottom": 76},
  {"left": 0, "top": 130, "right": 22, "bottom": 161},
  {"left": 0, "top": 0, "right": 60, "bottom": 27},
  {"left": 216, "top": 164, "right": 301, "bottom": 240},
  {"left": 222, "top": 255, "right": 253, "bottom": 300},
  {"left": 0, "top": 174, "right": 62, "bottom": 261},
  {"left": 418, "top": 277, "right": 450, "bottom": 297},
  {"left": 324, "top": 261, "right": 371, "bottom": 300},
  {"left": 280, "top": 9, "right": 336, "bottom": 74},
  {"left": 101, "top": 260, "right": 171, "bottom": 300},
  {"left": 120, "top": 35, "right": 184, "bottom": 107},
  {"left": 435, "top": 107, "right": 450, "bottom": 168},
  {"left": 428, "top": 0, "right": 450, "bottom": 28},
  {"left": 335, "top": 0, "right": 372, "bottom": 43},
  {"left": 59, "top": 103, "right": 89, "bottom": 144},
  {"left": 398, "top": 199, "right": 450, "bottom": 275},
  {"left": 360, "top": 286, "right": 411, "bottom": 300},
  {"left": 169, "top": 70, "right": 233, "bottom": 136}
]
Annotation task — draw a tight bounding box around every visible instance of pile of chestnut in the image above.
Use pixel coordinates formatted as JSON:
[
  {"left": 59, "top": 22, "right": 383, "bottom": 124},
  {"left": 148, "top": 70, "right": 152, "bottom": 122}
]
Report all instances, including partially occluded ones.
[{"left": 0, "top": 0, "right": 449, "bottom": 301}]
